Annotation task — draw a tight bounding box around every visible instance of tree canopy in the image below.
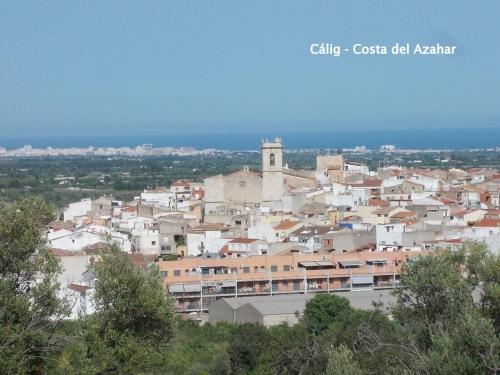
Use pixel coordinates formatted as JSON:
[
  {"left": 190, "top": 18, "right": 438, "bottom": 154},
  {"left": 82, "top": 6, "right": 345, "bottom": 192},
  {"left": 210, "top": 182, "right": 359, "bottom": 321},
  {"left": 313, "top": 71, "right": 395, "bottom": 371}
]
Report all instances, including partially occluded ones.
[{"left": 0, "top": 196, "right": 70, "bottom": 374}]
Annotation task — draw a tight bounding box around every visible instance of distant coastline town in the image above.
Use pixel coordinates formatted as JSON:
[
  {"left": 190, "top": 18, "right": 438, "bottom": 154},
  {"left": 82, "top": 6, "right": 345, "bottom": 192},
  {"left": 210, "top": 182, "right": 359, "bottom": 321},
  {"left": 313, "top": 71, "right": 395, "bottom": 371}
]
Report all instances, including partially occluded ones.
[
  {"left": 0, "top": 144, "right": 214, "bottom": 157},
  {"left": 1, "top": 143, "right": 499, "bottom": 158}
]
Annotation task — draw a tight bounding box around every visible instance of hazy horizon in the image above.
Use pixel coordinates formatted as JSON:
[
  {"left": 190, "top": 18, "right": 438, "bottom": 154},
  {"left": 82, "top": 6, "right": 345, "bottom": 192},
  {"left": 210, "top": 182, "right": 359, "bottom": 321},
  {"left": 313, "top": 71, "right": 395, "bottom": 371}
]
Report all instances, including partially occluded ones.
[{"left": 1, "top": 128, "right": 499, "bottom": 150}]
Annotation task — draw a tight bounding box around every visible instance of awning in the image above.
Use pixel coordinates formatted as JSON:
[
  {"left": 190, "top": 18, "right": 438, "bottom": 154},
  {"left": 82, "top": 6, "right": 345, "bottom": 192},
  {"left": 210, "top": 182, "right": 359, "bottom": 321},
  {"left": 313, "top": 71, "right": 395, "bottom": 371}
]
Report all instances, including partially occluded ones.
[
  {"left": 168, "top": 283, "right": 201, "bottom": 293},
  {"left": 338, "top": 260, "right": 362, "bottom": 267},
  {"left": 299, "top": 261, "right": 318, "bottom": 267},
  {"left": 315, "top": 261, "right": 336, "bottom": 267},
  {"left": 168, "top": 284, "right": 184, "bottom": 293},
  {"left": 366, "top": 259, "right": 387, "bottom": 264},
  {"left": 222, "top": 281, "right": 236, "bottom": 287},
  {"left": 184, "top": 283, "right": 201, "bottom": 292},
  {"left": 351, "top": 275, "right": 374, "bottom": 284},
  {"left": 299, "top": 261, "right": 335, "bottom": 268}
]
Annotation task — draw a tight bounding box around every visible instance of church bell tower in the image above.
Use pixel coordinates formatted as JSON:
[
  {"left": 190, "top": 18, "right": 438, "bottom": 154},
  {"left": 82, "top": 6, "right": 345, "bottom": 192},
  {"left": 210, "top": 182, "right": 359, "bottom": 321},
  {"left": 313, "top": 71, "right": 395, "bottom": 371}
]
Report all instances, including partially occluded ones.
[{"left": 261, "top": 138, "right": 283, "bottom": 203}]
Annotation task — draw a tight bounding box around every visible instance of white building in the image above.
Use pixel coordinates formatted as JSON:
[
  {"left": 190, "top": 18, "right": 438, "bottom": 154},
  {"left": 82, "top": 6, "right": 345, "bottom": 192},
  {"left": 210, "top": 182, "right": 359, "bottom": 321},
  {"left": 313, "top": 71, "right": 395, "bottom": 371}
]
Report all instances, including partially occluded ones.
[
  {"left": 141, "top": 189, "right": 176, "bottom": 209},
  {"left": 344, "top": 161, "right": 369, "bottom": 176},
  {"left": 131, "top": 228, "right": 161, "bottom": 255},
  {"left": 247, "top": 223, "right": 277, "bottom": 243},
  {"left": 48, "top": 226, "right": 131, "bottom": 253},
  {"left": 223, "top": 238, "right": 268, "bottom": 257},
  {"left": 187, "top": 229, "right": 232, "bottom": 257},
  {"left": 376, "top": 223, "right": 435, "bottom": 251},
  {"left": 63, "top": 199, "right": 92, "bottom": 222}
]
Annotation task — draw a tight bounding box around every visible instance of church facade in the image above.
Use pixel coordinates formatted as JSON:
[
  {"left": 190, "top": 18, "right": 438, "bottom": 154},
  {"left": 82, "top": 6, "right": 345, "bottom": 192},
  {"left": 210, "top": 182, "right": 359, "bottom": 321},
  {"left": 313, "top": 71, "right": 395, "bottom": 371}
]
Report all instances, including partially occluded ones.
[
  {"left": 204, "top": 138, "right": 285, "bottom": 213},
  {"left": 204, "top": 137, "right": 325, "bottom": 215}
]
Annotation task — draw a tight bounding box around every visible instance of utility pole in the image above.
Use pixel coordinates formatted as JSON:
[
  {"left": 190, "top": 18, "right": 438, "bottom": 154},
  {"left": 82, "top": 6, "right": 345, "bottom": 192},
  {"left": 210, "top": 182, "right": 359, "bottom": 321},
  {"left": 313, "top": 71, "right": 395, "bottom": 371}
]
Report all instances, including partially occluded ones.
[
  {"left": 199, "top": 273, "right": 203, "bottom": 315},
  {"left": 234, "top": 274, "right": 238, "bottom": 298},
  {"left": 303, "top": 268, "right": 307, "bottom": 294},
  {"left": 327, "top": 271, "right": 330, "bottom": 293},
  {"left": 269, "top": 269, "right": 273, "bottom": 296},
  {"left": 349, "top": 268, "right": 353, "bottom": 291},
  {"left": 393, "top": 260, "right": 396, "bottom": 287}
]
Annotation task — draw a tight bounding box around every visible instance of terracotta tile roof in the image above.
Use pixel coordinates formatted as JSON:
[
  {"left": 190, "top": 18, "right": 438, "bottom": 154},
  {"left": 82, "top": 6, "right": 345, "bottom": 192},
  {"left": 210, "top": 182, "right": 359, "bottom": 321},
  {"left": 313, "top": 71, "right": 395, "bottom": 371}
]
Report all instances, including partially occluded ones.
[
  {"left": 49, "top": 221, "right": 75, "bottom": 231},
  {"left": 190, "top": 223, "right": 228, "bottom": 233},
  {"left": 437, "top": 197, "right": 457, "bottom": 205},
  {"left": 68, "top": 283, "right": 90, "bottom": 294},
  {"left": 350, "top": 179, "right": 382, "bottom": 188},
  {"left": 129, "top": 254, "right": 156, "bottom": 269},
  {"left": 368, "top": 199, "right": 390, "bottom": 207},
  {"left": 218, "top": 245, "right": 229, "bottom": 256},
  {"left": 391, "top": 210, "right": 416, "bottom": 219},
  {"left": 171, "top": 180, "right": 190, "bottom": 186},
  {"left": 50, "top": 249, "right": 86, "bottom": 256},
  {"left": 474, "top": 219, "right": 500, "bottom": 228},
  {"left": 274, "top": 220, "right": 302, "bottom": 230}
]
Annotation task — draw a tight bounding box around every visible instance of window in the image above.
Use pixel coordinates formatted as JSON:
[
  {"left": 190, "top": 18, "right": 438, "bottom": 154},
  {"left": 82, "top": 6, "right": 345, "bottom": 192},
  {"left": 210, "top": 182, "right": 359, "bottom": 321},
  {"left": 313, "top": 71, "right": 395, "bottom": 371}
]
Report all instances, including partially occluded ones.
[
  {"left": 254, "top": 266, "right": 259, "bottom": 272},
  {"left": 230, "top": 267, "right": 238, "bottom": 273},
  {"left": 161, "top": 271, "right": 168, "bottom": 278},
  {"left": 276, "top": 233, "right": 279, "bottom": 237},
  {"left": 283, "top": 265, "right": 291, "bottom": 272},
  {"left": 173, "top": 270, "right": 181, "bottom": 277},
  {"left": 271, "top": 265, "right": 278, "bottom": 272},
  {"left": 242, "top": 266, "right": 250, "bottom": 273},
  {"left": 272, "top": 281, "right": 279, "bottom": 292},
  {"left": 151, "top": 241, "right": 156, "bottom": 246},
  {"left": 293, "top": 280, "right": 301, "bottom": 291},
  {"left": 270, "top": 153, "right": 275, "bottom": 166}
]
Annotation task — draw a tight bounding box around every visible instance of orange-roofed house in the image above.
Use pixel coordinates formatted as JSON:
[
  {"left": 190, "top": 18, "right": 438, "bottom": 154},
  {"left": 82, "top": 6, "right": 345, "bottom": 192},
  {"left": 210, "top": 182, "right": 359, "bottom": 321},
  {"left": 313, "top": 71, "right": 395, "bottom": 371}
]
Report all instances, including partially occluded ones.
[{"left": 460, "top": 218, "right": 500, "bottom": 254}]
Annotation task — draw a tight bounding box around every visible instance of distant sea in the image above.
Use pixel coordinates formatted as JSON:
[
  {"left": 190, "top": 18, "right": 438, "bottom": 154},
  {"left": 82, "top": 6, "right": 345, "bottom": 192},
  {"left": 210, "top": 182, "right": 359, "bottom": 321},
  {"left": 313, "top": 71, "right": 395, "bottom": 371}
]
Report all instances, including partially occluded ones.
[{"left": 0, "top": 128, "right": 499, "bottom": 151}]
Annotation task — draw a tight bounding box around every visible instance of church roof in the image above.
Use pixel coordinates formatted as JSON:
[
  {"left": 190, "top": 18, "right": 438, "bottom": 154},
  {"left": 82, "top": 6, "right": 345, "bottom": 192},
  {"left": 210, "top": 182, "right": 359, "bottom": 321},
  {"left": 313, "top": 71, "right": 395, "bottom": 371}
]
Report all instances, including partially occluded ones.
[{"left": 226, "top": 168, "right": 262, "bottom": 179}]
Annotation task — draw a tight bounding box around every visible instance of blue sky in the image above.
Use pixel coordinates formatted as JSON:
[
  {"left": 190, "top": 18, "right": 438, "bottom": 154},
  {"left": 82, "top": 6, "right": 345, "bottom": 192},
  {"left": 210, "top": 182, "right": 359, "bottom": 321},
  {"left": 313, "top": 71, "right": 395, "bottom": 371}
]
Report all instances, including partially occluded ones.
[{"left": 0, "top": 1, "right": 499, "bottom": 137}]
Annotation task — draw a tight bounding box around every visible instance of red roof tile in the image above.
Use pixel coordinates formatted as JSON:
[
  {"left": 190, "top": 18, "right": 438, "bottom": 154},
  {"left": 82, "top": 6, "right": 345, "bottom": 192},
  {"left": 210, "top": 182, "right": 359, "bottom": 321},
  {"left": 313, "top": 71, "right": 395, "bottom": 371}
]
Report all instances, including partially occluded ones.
[
  {"left": 274, "top": 220, "right": 302, "bottom": 230},
  {"left": 474, "top": 219, "right": 500, "bottom": 228}
]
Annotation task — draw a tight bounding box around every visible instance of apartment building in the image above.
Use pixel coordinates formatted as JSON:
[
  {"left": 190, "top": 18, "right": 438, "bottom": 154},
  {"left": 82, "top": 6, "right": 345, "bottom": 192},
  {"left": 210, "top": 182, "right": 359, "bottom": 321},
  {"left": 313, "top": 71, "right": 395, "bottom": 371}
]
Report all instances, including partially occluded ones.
[{"left": 158, "top": 251, "right": 424, "bottom": 313}]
